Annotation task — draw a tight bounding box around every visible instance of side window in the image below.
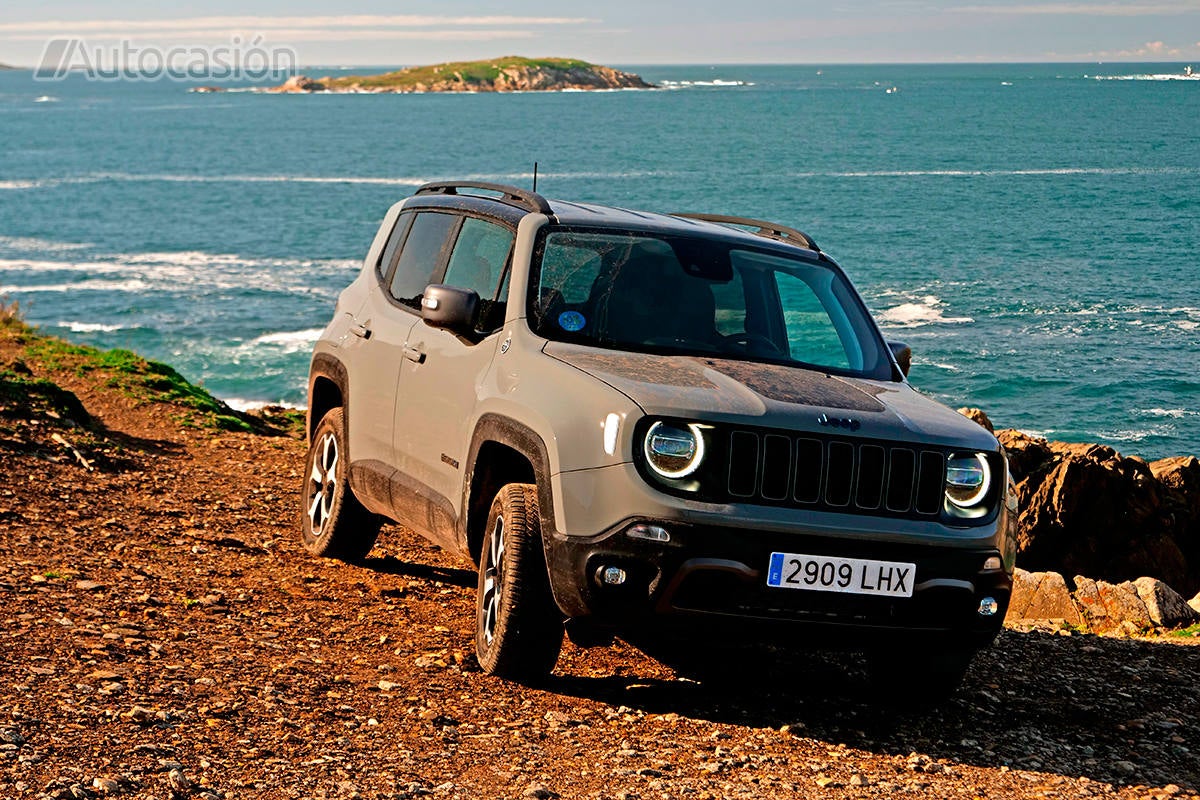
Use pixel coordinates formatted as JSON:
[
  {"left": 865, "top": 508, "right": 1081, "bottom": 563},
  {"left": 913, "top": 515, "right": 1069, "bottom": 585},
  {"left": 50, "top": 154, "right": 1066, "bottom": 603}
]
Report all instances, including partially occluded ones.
[
  {"left": 388, "top": 212, "right": 458, "bottom": 309},
  {"left": 376, "top": 211, "right": 414, "bottom": 279},
  {"left": 442, "top": 217, "right": 514, "bottom": 333}
]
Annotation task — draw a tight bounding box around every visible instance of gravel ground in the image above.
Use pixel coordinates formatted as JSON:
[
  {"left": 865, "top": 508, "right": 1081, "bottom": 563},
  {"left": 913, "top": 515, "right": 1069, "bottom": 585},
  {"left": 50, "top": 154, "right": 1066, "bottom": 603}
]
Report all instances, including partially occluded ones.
[{"left": 3, "top": 333, "right": 1199, "bottom": 800}]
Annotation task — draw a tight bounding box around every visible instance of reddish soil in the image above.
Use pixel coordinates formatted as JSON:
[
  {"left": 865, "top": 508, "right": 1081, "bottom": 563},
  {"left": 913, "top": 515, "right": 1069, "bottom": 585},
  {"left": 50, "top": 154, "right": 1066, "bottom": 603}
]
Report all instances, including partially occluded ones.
[{"left": 3, "top": 328, "right": 1200, "bottom": 800}]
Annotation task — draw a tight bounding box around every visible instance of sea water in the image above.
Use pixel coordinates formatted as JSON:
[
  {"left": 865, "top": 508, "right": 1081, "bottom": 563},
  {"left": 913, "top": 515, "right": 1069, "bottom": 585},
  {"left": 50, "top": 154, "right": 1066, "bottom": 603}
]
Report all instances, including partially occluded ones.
[{"left": 1, "top": 63, "right": 1197, "bottom": 458}]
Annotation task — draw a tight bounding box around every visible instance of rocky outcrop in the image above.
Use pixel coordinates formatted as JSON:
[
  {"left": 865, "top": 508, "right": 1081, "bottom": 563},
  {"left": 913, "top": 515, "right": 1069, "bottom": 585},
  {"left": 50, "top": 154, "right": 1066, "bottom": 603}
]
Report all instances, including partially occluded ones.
[
  {"left": 269, "top": 58, "right": 653, "bottom": 94},
  {"left": 1007, "top": 568, "right": 1199, "bottom": 633},
  {"left": 955, "top": 409, "right": 1200, "bottom": 595}
]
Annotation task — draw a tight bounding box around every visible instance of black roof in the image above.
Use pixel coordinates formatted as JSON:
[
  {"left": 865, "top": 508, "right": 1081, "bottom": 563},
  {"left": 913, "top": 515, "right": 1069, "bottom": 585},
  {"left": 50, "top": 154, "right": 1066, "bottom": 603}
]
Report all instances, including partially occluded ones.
[{"left": 407, "top": 181, "right": 822, "bottom": 258}]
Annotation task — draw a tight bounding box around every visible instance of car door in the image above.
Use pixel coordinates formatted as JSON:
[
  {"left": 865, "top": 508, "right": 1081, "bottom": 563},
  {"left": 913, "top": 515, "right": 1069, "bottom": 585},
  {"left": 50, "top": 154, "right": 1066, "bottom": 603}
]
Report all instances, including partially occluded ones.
[
  {"left": 392, "top": 215, "right": 515, "bottom": 528},
  {"left": 346, "top": 210, "right": 458, "bottom": 472}
]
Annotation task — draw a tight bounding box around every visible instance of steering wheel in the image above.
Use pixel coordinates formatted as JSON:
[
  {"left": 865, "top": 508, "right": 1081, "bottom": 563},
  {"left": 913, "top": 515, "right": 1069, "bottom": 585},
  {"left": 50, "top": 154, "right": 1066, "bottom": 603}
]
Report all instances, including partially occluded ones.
[{"left": 723, "top": 332, "right": 784, "bottom": 356}]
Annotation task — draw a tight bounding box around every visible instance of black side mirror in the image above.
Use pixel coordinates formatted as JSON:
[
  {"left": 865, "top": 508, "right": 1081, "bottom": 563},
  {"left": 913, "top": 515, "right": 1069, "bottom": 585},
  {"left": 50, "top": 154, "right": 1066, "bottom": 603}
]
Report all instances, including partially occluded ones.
[
  {"left": 422, "top": 284, "right": 479, "bottom": 334},
  {"left": 888, "top": 340, "right": 912, "bottom": 377}
]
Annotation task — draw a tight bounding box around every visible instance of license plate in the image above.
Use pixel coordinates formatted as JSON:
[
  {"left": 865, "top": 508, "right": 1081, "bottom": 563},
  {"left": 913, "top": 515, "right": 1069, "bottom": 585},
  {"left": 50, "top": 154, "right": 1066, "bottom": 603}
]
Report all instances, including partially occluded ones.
[{"left": 766, "top": 552, "right": 916, "bottom": 598}]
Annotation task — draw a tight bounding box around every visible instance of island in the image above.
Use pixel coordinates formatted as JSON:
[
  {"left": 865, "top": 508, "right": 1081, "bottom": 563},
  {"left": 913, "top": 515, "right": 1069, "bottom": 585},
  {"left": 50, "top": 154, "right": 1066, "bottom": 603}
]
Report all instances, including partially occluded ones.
[
  {"left": 269, "top": 56, "right": 654, "bottom": 93},
  {"left": 0, "top": 62, "right": 18, "bottom": 70}
]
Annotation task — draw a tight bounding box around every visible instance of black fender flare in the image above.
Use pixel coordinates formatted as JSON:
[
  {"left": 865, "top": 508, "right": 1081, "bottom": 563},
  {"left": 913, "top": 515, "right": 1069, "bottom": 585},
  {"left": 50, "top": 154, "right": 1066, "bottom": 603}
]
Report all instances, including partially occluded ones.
[
  {"left": 308, "top": 353, "right": 349, "bottom": 443},
  {"left": 461, "top": 413, "right": 558, "bottom": 565}
]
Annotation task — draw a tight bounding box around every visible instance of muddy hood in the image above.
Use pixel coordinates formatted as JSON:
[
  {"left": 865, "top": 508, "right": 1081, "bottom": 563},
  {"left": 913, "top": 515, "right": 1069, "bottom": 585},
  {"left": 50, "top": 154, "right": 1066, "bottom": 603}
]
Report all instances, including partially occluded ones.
[{"left": 544, "top": 343, "right": 998, "bottom": 450}]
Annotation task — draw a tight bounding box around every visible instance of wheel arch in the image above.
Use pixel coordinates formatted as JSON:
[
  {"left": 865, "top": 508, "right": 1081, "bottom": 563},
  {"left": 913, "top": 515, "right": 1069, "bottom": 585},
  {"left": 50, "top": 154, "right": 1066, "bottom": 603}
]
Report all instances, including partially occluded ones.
[
  {"left": 462, "top": 414, "right": 556, "bottom": 566},
  {"left": 308, "top": 353, "right": 348, "bottom": 443}
]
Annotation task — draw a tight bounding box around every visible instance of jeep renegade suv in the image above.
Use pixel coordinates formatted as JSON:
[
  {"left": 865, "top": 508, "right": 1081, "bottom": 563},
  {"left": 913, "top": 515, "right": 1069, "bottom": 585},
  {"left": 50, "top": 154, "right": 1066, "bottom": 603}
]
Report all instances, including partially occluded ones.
[{"left": 302, "top": 181, "right": 1017, "bottom": 696}]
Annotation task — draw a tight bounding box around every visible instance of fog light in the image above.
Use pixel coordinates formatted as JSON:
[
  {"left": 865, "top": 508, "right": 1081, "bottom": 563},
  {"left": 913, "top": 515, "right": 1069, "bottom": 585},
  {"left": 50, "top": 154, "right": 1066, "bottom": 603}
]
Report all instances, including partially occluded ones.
[
  {"left": 982, "top": 556, "right": 1002, "bottom": 571},
  {"left": 978, "top": 596, "right": 999, "bottom": 617},
  {"left": 601, "top": 566, "right": 627, "bottom": 586},
  {"left": 626, "top": 524, "right": 670, "bottom": 543}
]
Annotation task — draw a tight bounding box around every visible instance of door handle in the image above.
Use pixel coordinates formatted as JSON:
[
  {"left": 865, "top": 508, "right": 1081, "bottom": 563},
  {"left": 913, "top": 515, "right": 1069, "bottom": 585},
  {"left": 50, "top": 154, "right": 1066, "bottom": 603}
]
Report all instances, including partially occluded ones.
[
  {"left": 350, "top": 323, "right": 371, "bottom": 339},
  {"left": 403, "top": 346, "right": 426, "bottom": 364}
]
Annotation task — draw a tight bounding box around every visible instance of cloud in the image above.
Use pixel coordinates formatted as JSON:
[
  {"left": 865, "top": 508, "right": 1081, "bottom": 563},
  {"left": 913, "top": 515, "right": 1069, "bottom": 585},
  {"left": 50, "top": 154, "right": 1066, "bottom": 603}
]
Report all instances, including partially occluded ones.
[
  {"left": 953, "top": 2, "right": 1200, "bottom": 14},
  {"left": 1062, "top": 39, "right": 1189, "bottom": 57},
  {"left": 0, "top": 15, "right": 596, "bottom": 41}
]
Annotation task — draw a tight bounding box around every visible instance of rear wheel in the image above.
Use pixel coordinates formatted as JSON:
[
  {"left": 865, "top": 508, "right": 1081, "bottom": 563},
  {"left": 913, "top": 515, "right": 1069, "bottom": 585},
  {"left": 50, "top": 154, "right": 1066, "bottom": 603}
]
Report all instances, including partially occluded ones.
[
  {"left": 300, "top": 407, "right": 381, "bottom": 561},
  {"left": 474, "top": 484, "right": 563, "bottom": 681}
]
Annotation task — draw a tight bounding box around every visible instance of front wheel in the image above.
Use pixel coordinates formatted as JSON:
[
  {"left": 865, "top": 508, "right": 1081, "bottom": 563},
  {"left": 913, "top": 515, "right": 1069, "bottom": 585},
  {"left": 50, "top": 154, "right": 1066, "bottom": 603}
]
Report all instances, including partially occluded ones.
[
  {"left": 300, "top": 407, "right": 381, "bottom": 561},
  {"left": 474, "top": 484, "right": 563, "bottom": 681}
]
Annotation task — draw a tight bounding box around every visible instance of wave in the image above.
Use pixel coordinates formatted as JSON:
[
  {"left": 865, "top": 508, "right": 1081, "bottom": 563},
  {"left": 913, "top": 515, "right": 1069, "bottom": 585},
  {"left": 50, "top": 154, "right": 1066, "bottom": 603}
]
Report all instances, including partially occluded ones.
[
  {"left": 1140, "top": 408, "right": 1200, "bottom": 419},
  {"left": 788, "top": 166, "right": 1200, "bottom": 179},
  {"left": 877, "top": 295, "right": 973, "bottom": 328},
  {"left": 221, "top": 397, "right": 306, "bottom": 412},
  {"left": 0, "top": 279, "right": 152, "bottom": 294},
  {"left": 54, "top": 321, "right": 130, "bottom": 333},
  {"left": 0, "top": 236, "right": 91, "bottom": 252},
  {"left": 0, "top": 180, "right": 42, "bottom": 190},
  {"left": 243, "top": 328, "right": 325, "bottom": 354},
  {"left": 659, "top": 79, "right": 753, "bottom": 88},
  {"left": 1089, "top": 73, "right": 1200, "bottom": 82}
]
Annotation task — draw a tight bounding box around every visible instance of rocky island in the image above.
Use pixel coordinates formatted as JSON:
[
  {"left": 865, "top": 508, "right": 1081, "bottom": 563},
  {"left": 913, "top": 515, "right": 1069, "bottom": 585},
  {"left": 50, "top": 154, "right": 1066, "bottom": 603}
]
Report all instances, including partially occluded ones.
[{"left": 270, "top": 55, "right": 654, "bottom": 93}]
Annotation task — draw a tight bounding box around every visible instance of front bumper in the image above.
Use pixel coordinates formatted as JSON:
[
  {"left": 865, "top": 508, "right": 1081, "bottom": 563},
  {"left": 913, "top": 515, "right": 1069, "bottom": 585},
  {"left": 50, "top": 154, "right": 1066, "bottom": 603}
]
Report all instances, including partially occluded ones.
[{"left": 545, "top": 519, "right": 1012, "bottom": 648}]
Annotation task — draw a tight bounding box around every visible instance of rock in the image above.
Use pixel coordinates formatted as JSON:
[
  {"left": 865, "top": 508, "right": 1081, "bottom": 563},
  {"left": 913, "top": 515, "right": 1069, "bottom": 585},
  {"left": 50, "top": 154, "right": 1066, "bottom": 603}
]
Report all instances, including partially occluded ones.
[
  {"left": 1112, "top": 759, "right": 1137, "bottom": 776},
  {"left": 522, "top": 784, "right": 558, "bottom": 799},
  {"left": 91, "top": 776, "right": 120, "bottom": 793},
  {"left": 1073, "top": 577, "right": 1152, "bottom": 634},
  {"left": 1132, "top": 577, "right": 1200, "bottom": 628},
  {"left": 1190, "top": 592, "right": 1200, "bottom": 615},
  {"left": 957, "top": 407, "right": 994, "bottom": 433},
  {"left": 996, "top": 429, "right": 1053, "bottom": 482},
  {"left": 1007, "top": 569, "right": 1083, "bottom": 625},
  {"left": 168, "top": 768, "right": 191, "bottom": 791},
  {"left": 273, "top": 75, "right": 327, "bottom": 93}
]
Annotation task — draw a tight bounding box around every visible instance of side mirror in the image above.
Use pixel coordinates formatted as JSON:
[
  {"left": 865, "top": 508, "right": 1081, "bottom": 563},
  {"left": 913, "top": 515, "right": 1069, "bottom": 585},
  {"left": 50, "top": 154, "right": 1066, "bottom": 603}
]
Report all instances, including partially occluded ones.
[
  {"left": 888, "top": 340, "right": 912, "bottom": 377},
  {"left": 421, "top": 284, "right": 479, "bottom": 334}
]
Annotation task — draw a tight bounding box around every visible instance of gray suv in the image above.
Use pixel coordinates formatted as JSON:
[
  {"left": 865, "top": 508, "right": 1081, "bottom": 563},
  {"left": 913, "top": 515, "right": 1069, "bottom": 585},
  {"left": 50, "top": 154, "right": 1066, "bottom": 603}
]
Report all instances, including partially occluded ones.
[{"left": 302, "top": 181, "right": 1017, "bottom": 696}]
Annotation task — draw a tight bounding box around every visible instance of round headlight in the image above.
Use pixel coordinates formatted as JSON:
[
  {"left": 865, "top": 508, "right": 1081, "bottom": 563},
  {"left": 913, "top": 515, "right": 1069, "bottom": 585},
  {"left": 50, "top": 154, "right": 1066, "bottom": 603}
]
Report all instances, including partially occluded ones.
[
  {"left": 644, "top": 421, "right": 705, "bottom": 479},
  {"left": 945, "top": 453, "right": 992, "bottom": 508}
]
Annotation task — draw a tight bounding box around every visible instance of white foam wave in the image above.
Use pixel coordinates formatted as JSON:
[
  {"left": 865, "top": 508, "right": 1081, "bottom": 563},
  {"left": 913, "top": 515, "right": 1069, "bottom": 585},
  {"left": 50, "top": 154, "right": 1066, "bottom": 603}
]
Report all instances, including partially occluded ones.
[
  {"left": 1141, "top": 408, "right": 1200, "bottom": 419},
  {"left": 243, "top": 328, "right": 324, "bottom": 354},
  {"left": 221, "top": 397, "right": 306, "bottom": 412},
  {"left": 1090, "top": 73, "right": 1200, "bottom": 82},
  {"left": 789, "top": 166, "right": 1200, "bottom": 179},
  {"left": 0, "top": 236, "right": 91, "bottom": 252},
  {"left": 55, "top": 321, "right": 128, "bottom": 333},
  {"left": 659, "top": 79, "right": 752, "bottom": 88},
  {"left": 0, "top": 180, "right": 41, "bottom": 190},
  {"left": 0, "top": 279, "right": 151, "bottom": 294},
  {"left": 877, "top": 295, "right": 973, "bottom": 328}
]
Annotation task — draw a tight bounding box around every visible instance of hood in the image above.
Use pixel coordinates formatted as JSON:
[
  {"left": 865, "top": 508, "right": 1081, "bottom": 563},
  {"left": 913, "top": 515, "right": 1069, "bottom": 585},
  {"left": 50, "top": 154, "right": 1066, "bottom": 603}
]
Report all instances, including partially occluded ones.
[{"left": 544, "top": 342, "right": 999, "bottom": 451}]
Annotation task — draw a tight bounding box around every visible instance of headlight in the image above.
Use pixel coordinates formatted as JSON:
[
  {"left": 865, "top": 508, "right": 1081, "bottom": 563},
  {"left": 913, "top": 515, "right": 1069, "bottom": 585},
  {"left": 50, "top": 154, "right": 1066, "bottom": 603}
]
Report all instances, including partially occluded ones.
[
  {"left": 643, "top": 421, "right": 706, "bottom": 479},
  {"left": 945, "top": 453, "right": 992, "bottom": 508}
]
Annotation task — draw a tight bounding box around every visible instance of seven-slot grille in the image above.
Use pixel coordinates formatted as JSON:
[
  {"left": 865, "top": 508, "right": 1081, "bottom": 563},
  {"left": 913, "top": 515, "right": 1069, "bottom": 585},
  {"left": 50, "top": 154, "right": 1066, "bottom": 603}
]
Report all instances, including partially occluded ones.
[{"left": 726, "top": 430, "right": 947, "bottom": 518}]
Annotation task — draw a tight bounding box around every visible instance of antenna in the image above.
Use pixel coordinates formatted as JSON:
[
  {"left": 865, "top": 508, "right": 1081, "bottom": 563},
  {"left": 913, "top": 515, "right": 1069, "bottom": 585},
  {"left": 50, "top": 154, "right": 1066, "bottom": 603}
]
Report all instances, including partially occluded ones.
[{"left": 532, "top": 161, "right": 538, "bottom": 193}]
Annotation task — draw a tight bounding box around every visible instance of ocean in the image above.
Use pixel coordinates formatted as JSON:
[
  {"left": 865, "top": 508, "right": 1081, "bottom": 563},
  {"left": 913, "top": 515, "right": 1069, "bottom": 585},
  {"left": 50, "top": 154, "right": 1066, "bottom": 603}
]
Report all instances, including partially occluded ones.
[{"left": 1, "top": 63, "right": 1197, "bottom": 459}]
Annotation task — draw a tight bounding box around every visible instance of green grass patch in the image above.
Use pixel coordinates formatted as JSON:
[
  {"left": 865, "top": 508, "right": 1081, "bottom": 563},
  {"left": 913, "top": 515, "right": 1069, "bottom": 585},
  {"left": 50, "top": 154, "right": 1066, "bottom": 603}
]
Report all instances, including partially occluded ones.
[
  {"left": 325, "top": 56, "right": 597, "bottom": 90},
  {"left": 1168, "top": 623, "right": 1200, "bottom": 638}
]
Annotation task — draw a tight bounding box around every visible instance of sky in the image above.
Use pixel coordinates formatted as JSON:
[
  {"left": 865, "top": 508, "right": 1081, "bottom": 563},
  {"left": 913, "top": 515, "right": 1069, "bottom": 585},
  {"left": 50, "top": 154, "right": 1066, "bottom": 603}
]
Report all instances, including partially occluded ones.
[{"left": 2, "top": 1, "right": 1199, "bottom": 66}]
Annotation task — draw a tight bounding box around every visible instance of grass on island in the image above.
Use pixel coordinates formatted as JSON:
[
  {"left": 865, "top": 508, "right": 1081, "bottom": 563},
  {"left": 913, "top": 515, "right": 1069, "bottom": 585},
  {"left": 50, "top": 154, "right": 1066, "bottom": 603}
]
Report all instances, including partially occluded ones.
[{"left": 323, "top": 56, "right": 596, "bottom": 90}]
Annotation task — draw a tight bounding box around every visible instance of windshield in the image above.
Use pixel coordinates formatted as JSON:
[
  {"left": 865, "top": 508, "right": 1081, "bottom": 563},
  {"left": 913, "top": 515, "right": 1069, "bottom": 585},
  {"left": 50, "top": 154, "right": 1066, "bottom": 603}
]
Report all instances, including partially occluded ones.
[{"left": 528, "top": 228, "right": 893, "bottom": 379}]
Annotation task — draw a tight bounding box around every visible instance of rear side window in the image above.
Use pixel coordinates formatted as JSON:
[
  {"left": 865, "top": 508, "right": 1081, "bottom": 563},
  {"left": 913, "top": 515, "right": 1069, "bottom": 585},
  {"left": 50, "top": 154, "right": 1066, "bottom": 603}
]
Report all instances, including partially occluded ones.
[
  {"left": 388, "top": 212, "right": 458, "bottom": 309},
  {"left": 442, "top": 217, "right": 515, "bottom": 332}
]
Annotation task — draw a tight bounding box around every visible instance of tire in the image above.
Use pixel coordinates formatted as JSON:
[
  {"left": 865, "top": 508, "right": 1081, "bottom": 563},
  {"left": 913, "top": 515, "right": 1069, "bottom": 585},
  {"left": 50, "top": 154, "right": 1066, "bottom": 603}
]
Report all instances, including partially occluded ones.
[
  {"left": 866, "top": 645, "right": 976, "bottom": 705},
  {"left": 300, "top": 407, "right": 381, "bottom": 561},
  {"left": 474, "top": 483, "right": 563, "bottom": 681}
]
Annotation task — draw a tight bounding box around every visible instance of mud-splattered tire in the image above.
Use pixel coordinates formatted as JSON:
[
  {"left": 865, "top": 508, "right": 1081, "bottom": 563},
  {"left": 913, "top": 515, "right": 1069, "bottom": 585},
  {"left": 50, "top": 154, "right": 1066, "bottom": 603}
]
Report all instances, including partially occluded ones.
[
  {"left": 474, "top": 484, "right": 563, "bottom": 681},
  {"left": 300, "top": 407, "right": 381, "bottom": 561}
]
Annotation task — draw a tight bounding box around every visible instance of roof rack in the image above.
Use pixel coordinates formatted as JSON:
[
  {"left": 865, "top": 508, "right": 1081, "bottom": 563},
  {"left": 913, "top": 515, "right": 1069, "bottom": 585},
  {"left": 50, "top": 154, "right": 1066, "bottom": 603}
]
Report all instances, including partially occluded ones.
[
  {"left": 414, "top": 181, "right": 553, "bottom": 216},
  {"left": 671, "top": 213, "right": 820, "bottom": 251}
]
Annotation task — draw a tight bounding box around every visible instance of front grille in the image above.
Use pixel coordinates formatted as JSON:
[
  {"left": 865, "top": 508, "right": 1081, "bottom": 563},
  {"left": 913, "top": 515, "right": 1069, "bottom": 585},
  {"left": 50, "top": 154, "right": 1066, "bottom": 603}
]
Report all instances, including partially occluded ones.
[{"left": 725, "top": 430, "right": 947, "bottom": 519}]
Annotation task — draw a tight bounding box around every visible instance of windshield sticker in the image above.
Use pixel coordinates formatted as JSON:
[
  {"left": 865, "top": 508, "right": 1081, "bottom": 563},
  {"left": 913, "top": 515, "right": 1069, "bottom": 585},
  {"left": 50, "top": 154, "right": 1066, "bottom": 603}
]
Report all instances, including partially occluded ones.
[{"left": 558, "top": 310, "right": 586, "bottom": 332}]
